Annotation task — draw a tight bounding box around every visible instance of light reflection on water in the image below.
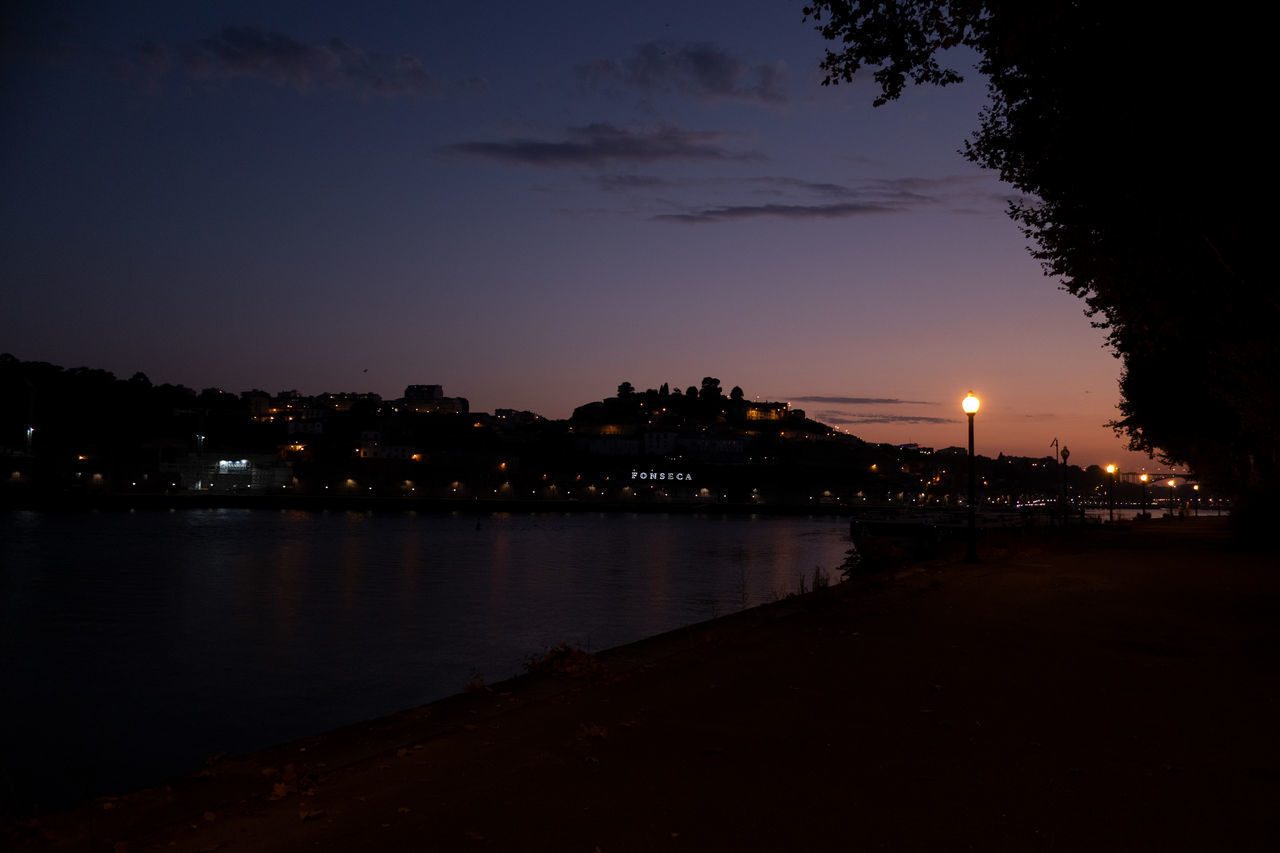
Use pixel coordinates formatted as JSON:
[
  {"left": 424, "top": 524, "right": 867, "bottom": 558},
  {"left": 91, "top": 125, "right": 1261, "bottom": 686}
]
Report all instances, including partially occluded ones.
[{"left": 0, "top": 509, "right": 849, "bottom": 815}]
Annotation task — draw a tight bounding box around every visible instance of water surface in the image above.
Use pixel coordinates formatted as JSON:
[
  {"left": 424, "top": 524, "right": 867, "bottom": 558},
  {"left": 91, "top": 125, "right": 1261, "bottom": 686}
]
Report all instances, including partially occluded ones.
[{"left": 0, "top": 509, "right": 849, "bottom": 815}]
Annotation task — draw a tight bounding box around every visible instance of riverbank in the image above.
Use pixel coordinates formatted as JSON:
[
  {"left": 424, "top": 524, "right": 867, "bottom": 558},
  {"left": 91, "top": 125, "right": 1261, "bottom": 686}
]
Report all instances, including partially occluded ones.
[
  {"left": 2, "top": 491, "right": 855, "bottom": 517},
  {"left": 7, "top": 518, "right": 1277, "bottom": 851},
  {"left": 1, "top": 491, "right": 1172, "bottom": 522}
]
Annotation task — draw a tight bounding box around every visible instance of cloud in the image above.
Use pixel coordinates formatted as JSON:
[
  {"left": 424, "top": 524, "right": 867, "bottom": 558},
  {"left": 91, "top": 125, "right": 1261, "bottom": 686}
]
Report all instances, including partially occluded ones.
[
  {"left": 649, "top": 173, "right": 1009, "bottom": 224},
  {"left": 577, "top": 42, "right": 787, "bottom": 104},
  {"left": 744, "top": 177, "right": 862, "bottom": 199},
  {"left": 592, "top": 174, "right": 858, "bottom": 197},
  {"left": 790, "top": 396, "right": 935, "bottom": 406},
  {"left": 1, "top": 15, "right": 82, "bottom": 67},
  {"left": 792, "top": 395, "right": 954, "bottom": 427},
  {"left": 817, "top": 412, "right": 958, "bottom": 426},
  {"left": 867, "top": 176, "right": 968, "bottom": 193},
  {"left": 654, "top": 201, "right": 896, "bottom": 223},
  {"left": 113, "top": 39, "right": 171, "bottom": 92},
  {"left": 118, "top": 26, "right": 441, "bottom": 97},
  {"left": 592, "top": 174, "right": 680, "bottom": 191},
  {"left": 442, "top": 123, "right": 761, "bottom": 167},
  {"left": 867, "top": 175, "right": 1018, "bottom": 211}
]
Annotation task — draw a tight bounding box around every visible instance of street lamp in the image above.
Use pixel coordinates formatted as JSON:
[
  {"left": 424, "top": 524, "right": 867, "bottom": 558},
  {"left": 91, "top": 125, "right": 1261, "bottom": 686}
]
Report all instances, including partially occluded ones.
[
  {"left": 1060, "top": 445, "right": 1070, "bottom": 526},
  {"left": 1140, "top": 473, "right": 1149, "bottom": 518},
  {"left": 1105, "top": 464, "right": 1117, "bottom": 523},
  {"left": 1167, "top": 478, "right": 1177, "bottom": 518},
  {"left": 962, "top": 391, "right": 980, "bottom": 563}
]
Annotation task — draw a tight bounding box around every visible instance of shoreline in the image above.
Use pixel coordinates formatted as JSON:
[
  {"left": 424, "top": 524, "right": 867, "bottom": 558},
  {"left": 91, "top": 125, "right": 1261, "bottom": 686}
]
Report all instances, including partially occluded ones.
[
  {"left": 1, "top": 492, "right": 1175, "bottom": 520},
  {"left": 8, "top": 518, "right": 1278, "bottom": 851},
  {"left": 2, "top": 492, "right": 855, "bottom": 517}
]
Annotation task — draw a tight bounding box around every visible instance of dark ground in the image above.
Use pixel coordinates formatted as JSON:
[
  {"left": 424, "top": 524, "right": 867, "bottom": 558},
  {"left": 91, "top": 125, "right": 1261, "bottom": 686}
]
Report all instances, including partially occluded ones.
[{"left": 6, "top": 518, "right": 1278, "bottom": 852}]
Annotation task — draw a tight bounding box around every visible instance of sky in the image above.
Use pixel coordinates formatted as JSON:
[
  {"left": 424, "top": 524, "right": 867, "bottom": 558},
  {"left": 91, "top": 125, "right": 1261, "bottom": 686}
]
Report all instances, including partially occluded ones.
[{"left": 1, "top": 1, "right": 1163, "bottom": 471}]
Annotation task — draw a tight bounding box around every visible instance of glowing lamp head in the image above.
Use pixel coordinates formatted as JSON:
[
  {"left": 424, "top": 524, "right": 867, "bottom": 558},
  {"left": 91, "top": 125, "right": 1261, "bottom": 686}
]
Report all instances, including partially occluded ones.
[
  {"left": 961, "top": 392, "right": 980, "bottom": 415},
  {"left": 1167, "top": 479, "right": 1176, "bottom": 487},
  {"left": 1140, "top": 474, "right": 1149, "bottom": 483},
  {"left": 1106, "top": 464, "right": 1116, "bottom": 474}
]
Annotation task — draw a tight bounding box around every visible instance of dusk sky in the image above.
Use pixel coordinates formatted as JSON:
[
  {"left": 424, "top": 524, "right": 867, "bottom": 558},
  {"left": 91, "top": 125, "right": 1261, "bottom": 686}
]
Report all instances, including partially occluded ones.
[{"left": 2, "top": 1, "right": 1159, "bottom": 470}]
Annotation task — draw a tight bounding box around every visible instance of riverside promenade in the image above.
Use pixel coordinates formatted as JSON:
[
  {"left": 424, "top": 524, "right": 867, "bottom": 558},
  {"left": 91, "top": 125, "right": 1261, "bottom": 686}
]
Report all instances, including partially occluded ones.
[{"left": 7, "top": 518, "right": 1278, "bottom": 851}]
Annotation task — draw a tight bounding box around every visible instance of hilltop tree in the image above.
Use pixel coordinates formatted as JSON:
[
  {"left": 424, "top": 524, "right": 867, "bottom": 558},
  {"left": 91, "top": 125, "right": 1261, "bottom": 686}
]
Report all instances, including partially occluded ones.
[
  {"left": 617, "top": 381, "right": 635, "bottom": 398},
  {"left": 802, "top": 1, "right": 1274, "bottom": 526},
  {"left": 699, "top": 377, "right": 722, "bottom": 402}
]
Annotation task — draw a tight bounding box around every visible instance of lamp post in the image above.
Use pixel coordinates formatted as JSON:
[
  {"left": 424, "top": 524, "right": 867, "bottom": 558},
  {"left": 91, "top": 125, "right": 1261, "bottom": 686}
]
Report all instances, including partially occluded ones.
[
  {"left": 1105, "top": 464, "right": 1116, "bottom": 523},
  {"left": 1060, "top": 445, "right": 1070, "bottom": 527},
  {"left": 1167, "top": 478, "right": 1177, "bottom": 518},
  {"left": 1140, "top": 473, "right": 1149, "bottom": 518},
  {"left": 962, "top": 391, "right": 980, "bottom": 563}
]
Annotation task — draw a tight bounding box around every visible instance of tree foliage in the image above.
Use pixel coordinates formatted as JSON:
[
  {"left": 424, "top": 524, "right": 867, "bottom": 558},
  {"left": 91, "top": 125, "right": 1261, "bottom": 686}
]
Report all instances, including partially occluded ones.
[{"left": 803, "top": 1, "right": 1274, "bottom": 519}]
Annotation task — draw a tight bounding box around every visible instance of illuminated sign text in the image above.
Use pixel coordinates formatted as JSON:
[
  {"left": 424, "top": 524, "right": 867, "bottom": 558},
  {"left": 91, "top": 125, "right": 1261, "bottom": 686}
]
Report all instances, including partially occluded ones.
[{"left": 631, "top": 470, "right": 693, "bottom": 481}]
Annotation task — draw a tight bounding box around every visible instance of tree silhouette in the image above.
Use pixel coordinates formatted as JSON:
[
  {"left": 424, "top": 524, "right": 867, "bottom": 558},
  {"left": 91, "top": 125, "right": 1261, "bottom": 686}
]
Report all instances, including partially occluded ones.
[{"left": 802, "top": 1, "right": 1273, "bottom": 524}]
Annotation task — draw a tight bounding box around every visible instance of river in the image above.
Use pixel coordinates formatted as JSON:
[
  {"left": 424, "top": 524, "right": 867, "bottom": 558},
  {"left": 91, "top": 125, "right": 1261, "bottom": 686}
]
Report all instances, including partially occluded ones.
[{"left": 0, "top": 508, "right": 850, "bottom": 816}]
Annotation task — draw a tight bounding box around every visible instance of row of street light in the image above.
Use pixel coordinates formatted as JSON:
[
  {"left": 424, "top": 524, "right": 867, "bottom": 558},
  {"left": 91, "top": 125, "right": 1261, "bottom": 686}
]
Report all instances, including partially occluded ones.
[{"left": 961, "top": 391, "right": 1201, "bottom": 562}]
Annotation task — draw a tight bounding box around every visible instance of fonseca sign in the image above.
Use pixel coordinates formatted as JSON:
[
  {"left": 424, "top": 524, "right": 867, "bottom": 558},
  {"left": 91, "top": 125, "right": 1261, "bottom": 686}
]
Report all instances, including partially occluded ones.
[{"left": 632, "top": 470, "right": 693, "bottom": 482}]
